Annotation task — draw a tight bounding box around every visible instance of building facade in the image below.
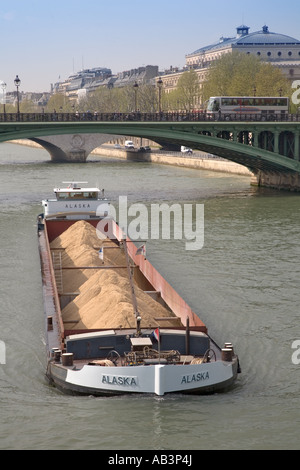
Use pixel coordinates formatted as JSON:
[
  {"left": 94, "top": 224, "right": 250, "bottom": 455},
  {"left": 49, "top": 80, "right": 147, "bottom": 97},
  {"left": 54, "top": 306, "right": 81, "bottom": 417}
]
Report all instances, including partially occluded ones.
[
  {"left": 52, "top": 67, "right": 112, "bottom": 101},
  {"left": 52, "top": 65, "right": 159, "bottom": 103}
]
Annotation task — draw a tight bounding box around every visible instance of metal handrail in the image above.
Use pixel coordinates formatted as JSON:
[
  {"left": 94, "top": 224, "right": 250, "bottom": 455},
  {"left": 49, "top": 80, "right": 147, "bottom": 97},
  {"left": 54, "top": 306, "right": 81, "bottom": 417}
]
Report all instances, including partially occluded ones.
[{"left": 0, "top": 111, "right": 300, "bottom": 123}]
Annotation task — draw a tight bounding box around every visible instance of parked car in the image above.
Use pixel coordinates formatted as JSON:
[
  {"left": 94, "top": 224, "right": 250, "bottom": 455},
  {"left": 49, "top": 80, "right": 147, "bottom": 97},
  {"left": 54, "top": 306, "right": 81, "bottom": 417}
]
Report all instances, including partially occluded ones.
[
  {"left": 114, "top": 143, "right": 121, "bottom": 149},
  {"left": 139, "top": 146, "right": 151, "bottom": 152}
]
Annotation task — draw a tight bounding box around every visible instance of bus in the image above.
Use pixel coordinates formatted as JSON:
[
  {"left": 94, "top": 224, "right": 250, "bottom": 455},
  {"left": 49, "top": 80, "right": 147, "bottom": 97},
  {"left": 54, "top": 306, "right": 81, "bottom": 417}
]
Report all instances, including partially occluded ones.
[{"left": 206, "top": 96, "right": 289, "bottom": 120}]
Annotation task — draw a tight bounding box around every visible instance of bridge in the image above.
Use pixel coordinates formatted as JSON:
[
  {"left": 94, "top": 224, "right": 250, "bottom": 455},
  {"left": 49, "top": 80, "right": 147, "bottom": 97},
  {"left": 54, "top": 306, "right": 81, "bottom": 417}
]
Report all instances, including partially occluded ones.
[{"left": 1, "top": 112, "right": 300, "bottom": 191}]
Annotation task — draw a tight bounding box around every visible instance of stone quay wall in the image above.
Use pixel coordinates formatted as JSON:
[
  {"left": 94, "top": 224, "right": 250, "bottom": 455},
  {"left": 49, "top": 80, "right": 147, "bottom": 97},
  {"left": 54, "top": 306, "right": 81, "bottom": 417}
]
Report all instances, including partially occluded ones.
[{"left": 92, "top": 147, "right": 252, "bottom": 177}]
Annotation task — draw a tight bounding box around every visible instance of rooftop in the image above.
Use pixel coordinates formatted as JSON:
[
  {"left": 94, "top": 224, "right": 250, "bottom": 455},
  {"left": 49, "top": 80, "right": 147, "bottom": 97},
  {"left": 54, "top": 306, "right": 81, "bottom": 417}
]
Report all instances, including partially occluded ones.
[{"left": 188, "top": 25, "right": 300, "bottom": 56}]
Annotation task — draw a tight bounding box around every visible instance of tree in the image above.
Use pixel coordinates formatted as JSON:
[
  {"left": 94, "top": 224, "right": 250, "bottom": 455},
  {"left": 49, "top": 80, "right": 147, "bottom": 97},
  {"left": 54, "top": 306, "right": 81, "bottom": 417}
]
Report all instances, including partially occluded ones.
[
  {"left": 202, "top": 51, "right": 290, "bottom": 103},
  {"left": 45, "top": 93, "right": 71, "bottom": 112},
  {"left": 20, "top": 99, "right": 37, "bottom": 113},
  {"left": 254, "top": 62, "right": 289, "bottom": 97},
  {"left": 78, "top": 83, "right": 160, "bottom": 114},
  {"left": 168, "top": 69, "right": 200, "bottom": 111},
  {"left": 134, "top": 84, "right": 158, "bottom": 112}
]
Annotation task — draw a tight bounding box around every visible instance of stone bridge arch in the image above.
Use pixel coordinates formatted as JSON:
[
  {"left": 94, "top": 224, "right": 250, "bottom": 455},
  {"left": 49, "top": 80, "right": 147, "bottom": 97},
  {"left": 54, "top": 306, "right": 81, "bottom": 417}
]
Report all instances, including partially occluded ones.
[{"left": 29, "top": 133, "right": 123, "bottom": 162}]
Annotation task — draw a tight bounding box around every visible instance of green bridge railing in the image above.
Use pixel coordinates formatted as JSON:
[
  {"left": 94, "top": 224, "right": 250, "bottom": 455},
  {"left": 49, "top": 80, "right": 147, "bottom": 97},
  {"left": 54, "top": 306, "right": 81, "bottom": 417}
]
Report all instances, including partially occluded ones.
[{"left": 1, "top": 111, "right": 300, "bottom": 123}]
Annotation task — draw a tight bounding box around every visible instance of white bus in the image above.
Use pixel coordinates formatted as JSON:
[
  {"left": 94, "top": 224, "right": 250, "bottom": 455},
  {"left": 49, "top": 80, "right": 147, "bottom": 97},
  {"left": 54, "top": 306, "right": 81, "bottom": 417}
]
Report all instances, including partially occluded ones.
[{"left": 206, "top": 96, "right": 289, "bottom": 120}]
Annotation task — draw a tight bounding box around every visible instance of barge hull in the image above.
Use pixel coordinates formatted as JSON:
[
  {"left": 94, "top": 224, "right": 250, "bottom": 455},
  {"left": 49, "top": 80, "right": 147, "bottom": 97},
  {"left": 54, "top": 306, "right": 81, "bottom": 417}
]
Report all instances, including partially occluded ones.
[{"left": 47, "top": 360, "right": 239, "bottom": 397}]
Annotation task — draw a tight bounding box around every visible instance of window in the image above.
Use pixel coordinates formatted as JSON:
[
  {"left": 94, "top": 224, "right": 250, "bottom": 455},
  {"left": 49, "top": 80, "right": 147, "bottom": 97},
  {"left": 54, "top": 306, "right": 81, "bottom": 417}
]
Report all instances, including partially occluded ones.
[
  {"left": 278, "top": 52, "right": 282, "bottom": 56},
  {"left": 267, "top": 52, "right": 271, "bottom": 56},
  {"left": 56, "top": 192, "right": 70, "bottom": 200}
]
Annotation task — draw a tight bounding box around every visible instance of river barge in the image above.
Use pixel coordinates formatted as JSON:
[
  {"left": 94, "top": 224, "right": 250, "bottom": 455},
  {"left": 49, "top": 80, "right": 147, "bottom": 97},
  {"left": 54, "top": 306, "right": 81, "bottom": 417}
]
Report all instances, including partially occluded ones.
[{"left": 37, "top": 182, "right": 240, "bottom": 396}]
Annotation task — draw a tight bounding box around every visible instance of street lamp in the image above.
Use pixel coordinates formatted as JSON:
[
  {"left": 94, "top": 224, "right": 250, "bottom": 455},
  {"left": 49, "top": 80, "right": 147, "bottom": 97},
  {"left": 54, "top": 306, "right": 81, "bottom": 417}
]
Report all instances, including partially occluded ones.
[
  {"left": 1, "top": 82, "right": 6, "bottom": 114},
  {"left": 157, "top": 77, "right": 163, "bottom": 113},
  {"left": 14, "top": 75, "right": 21, "bottom": 117},
  {"left": 133, "top": 81, "right": 138, "bottom": 112}
]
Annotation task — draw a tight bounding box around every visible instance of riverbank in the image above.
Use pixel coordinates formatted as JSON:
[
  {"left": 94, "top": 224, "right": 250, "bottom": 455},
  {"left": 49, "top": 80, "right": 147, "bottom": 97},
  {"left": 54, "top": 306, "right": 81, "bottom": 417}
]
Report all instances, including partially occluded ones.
[{"left": 9, "top": 139, "right": 252, "bottom": 177}]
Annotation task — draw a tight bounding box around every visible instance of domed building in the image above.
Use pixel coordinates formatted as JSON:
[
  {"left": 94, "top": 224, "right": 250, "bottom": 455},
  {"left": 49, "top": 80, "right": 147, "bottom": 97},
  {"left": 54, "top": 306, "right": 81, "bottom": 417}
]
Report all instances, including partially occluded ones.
[
  {"left": 186, "top": 25, "right": 300, "bottom": 81},
  {"left": 161, "top": 25, "right": 300, "bottom": 108}
]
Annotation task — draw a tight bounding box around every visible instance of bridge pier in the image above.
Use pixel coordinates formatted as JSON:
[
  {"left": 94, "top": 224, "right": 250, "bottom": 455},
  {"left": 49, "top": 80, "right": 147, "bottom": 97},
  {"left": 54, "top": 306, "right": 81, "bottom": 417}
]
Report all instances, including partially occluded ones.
[
  {"left": 252, "top": 171, "right": 300, "bottom": 191},
  {"left": 30, "top": 133, "right": 121, "bottom": 163},
  {"left": 60, "top": 149, "right": 87, "bottom": 163},
  {"left": 30, "top": 136, "right": 88, "bottom": 162}
]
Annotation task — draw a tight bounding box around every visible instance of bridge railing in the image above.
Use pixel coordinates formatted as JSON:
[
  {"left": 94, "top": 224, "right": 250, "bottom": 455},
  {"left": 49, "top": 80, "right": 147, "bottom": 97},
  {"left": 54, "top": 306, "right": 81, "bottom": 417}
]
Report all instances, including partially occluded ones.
[{"left": 1, "top": 112, "right": 300, "bottom": 123}]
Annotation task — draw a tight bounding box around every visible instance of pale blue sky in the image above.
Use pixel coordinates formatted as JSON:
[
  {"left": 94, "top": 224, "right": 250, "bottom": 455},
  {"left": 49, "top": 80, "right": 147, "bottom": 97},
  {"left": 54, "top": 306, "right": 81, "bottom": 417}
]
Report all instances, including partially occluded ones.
[{"left": 1, "top": 0, "right": 300, "bottom": 92}]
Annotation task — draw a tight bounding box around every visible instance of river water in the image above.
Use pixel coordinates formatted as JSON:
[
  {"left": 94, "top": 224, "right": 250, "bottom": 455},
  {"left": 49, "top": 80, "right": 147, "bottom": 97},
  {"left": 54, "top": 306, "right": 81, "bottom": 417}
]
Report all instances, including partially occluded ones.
[{"left": 0, "top": 142, "right": 299, "bottom": 451}]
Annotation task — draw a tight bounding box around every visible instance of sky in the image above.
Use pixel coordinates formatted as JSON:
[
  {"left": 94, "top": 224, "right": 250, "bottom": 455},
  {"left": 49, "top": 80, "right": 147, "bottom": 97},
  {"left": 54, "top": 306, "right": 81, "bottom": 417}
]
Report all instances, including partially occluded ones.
[{"left": 1, "top": 0, "right": 300, "bottom": 93}]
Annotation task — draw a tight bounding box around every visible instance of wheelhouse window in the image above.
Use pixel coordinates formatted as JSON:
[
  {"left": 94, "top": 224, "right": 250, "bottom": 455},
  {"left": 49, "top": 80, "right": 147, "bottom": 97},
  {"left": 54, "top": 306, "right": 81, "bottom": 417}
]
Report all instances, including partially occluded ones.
[{"left": 56, "top": 192, "right": 98, "bottom": 200}]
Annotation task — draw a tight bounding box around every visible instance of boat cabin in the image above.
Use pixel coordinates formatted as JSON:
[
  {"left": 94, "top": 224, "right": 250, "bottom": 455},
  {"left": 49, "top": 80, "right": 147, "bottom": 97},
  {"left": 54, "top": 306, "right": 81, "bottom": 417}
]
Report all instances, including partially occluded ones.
[{"left": 42, "top": 182, "right": 110, "bottom": 220}]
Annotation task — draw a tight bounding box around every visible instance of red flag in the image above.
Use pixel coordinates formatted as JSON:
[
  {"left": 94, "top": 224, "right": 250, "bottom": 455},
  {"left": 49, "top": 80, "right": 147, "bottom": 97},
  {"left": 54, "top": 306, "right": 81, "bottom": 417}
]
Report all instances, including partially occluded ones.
[{"left": 153, "top": 328, "right": 159, "bottom": 342}]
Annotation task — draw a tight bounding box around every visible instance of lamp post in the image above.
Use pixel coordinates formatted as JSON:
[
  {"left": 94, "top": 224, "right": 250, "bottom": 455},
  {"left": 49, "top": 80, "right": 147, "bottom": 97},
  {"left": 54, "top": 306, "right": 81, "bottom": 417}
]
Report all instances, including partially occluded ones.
[
  {"left": 14, "top": 75, "right": 21, "bottom": 118},
  {"left": 1, "top": 82, "right": 6, "bottom": 114},
  {"left": 157, "top": 77, "right": 163, "bottom": 114},
  {"left": 133, "top": 81, "right": 138, "bottom": 112}
]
